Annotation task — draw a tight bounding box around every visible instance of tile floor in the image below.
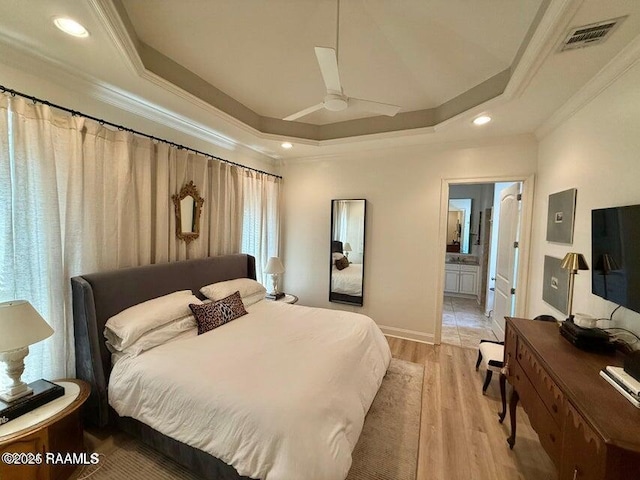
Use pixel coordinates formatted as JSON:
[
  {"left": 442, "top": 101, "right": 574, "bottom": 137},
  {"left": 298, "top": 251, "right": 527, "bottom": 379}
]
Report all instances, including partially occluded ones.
[{"left": 442, "top": 295, "right": 498, "bottom": 349}]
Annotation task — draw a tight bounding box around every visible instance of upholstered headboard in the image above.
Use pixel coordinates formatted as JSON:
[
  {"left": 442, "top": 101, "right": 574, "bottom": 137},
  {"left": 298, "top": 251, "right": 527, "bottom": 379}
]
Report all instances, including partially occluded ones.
[
  {"left": 71, "top": 254, "right": 256, "bottom": 427},
  {"left": 331, "top": 240, "right": 343, "bottom": 253}
]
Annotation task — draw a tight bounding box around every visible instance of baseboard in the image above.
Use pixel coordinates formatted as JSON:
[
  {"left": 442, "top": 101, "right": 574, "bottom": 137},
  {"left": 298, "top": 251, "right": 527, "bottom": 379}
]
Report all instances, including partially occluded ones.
[{"left": 379, "top": 325, "right": 435, "bottom": 345}]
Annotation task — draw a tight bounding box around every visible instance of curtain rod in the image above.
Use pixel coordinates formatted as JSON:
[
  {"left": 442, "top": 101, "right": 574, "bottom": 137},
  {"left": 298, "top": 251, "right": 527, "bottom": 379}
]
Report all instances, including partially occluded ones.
[{"left": 0, "top": 84, "right": 282, "bottom": 180}]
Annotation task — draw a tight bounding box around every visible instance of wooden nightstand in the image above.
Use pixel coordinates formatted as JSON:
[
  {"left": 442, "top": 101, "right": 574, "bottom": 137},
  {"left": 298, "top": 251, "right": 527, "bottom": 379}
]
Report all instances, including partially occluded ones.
[
  {"left": 276, "top": 294, "right": 299, "bottom": 304},
  {"left": 0, "top": 379, "right": 90, "bottom": 480}
]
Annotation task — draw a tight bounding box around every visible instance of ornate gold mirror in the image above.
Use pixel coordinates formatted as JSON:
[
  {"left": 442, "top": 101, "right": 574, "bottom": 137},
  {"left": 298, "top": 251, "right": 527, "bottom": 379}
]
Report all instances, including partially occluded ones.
[{"left": 172, "top": 181, "right": 205, "bottom": 244}]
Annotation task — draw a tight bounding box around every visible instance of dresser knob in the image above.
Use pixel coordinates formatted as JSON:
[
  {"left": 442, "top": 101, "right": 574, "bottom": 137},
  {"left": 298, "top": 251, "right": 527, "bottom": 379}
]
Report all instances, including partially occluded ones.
[
  {"left": 552, "top": 404, "right": 558, "bottom": 413},
  {"left": 550, "top": 433, "right": 556, "bottom": 442}
]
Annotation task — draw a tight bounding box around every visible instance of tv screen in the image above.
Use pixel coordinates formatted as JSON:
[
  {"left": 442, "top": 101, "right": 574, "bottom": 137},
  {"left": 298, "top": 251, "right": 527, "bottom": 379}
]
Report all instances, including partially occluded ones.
[{"left": 592, "top": 204, "right": 640, "bottom": 314}]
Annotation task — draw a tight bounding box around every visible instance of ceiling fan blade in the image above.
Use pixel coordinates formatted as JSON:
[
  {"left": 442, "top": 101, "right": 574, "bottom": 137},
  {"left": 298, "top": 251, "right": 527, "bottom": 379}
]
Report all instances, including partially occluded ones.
[
  {"left": 314, "top": 47, "right": 342, "bottom": 93},
  {"left": 349, "top": 98, "right": 401, "bottom": 117},
  {"left": 283, "top": 103, "right": 325, "bottom": 121}
]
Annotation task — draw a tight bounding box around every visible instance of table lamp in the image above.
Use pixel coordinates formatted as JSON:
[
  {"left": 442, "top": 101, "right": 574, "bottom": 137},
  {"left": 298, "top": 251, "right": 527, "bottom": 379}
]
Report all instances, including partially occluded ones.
[
  {"left": 560, "top": 252, "right": 589, "bottom": 322},
  {"left": 343, "top": 243, "right": 352, "bottom": 259},
  {"left": 264, "top": 257, "right": 285, "bottom": 300},
  {"left": 0, "top": 300, "right": 54, "bottom": 403}
]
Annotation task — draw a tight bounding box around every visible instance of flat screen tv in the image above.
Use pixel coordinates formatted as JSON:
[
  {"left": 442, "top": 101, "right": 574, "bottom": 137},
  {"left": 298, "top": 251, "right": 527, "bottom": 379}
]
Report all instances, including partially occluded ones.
[{"left": 592, "top": 204, "right": 640, "bottom": 314}]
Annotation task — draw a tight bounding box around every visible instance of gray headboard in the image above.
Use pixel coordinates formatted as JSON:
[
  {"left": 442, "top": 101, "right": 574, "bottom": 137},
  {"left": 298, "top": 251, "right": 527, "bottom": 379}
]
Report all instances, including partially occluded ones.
[{"left": 71, "top": 254, "right": 256, "bottom": 427}]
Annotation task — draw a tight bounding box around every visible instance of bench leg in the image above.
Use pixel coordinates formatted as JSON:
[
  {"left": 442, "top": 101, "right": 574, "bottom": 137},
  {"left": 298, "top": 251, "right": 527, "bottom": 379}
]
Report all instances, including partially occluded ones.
[{"left": 475, "top": 350, "right": 482, "bottom": 371}]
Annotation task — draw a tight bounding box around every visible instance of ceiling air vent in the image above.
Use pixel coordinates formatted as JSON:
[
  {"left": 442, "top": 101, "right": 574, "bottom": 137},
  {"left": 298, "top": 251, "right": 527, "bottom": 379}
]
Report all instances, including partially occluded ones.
[{"left": 559, "top": 16, "right": 627, "bottom": 52}]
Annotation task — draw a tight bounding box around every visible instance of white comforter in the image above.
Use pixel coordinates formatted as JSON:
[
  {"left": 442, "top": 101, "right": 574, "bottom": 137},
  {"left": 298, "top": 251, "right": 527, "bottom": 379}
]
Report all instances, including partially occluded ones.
[
  {"left": 331, "top": 264, "right": 363, "bottom": 296},
  {"left": 108, "top": 300, "right": 391, "bottom": 480}
]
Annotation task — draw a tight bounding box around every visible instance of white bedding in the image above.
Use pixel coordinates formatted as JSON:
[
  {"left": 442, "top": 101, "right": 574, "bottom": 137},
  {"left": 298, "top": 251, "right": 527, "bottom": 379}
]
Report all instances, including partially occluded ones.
[
  {"left": 108, "top": 300, "right": 391, "bottom": 480},
  {"left": 331, "top": 263, "right": 363, "bottom": 296}
]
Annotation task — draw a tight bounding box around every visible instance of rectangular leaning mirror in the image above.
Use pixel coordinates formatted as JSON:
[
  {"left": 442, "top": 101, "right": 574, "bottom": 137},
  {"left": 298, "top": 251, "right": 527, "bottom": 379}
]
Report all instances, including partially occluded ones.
[
  {"left": 447, "top": 198, "right": 472, "bottom": 254},
  {"left": 330, "top": 199, "right": 366, "bottom": 306}
]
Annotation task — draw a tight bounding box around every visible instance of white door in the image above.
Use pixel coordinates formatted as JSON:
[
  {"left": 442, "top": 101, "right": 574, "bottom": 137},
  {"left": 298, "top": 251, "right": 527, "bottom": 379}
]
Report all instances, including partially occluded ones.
[{"left": 492, "top": 183, "right": 521, "bottom": 340}]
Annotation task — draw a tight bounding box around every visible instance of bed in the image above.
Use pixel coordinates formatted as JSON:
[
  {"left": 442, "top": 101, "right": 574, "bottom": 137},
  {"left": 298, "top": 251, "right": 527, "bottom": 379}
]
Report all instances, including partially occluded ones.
[
  {"left": 330, "top": 241, "right": 364, "bottom": 305},
  {"left": 72, "top": 254, "right": 391, "bottom": 480},
  {"left": 331, "top": 263, "right": 363, "bottom": 296}
]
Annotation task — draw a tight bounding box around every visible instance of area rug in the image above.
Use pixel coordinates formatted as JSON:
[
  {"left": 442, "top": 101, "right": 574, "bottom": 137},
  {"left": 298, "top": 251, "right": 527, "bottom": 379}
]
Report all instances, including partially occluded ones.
[{"left": 80, "top": 358, "right": 423, "bottom": 480}]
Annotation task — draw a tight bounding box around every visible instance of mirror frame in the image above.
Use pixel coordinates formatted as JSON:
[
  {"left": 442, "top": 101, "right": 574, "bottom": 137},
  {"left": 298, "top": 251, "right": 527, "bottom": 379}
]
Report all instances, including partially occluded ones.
[
  {"left": 448, "top": 198, "right": 472, "bottom": 254},
  {"left": 329, "top": 199, "right": 366, "bottom": 306},
  {"left": 172, "top": 181, "right": 205, "bottom": 244}
]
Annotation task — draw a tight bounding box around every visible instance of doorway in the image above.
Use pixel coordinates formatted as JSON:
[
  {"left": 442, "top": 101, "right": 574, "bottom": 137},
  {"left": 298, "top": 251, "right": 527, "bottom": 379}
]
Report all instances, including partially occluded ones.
[{"left": 437, "top": 177, "right": 532, "bottom": 348}]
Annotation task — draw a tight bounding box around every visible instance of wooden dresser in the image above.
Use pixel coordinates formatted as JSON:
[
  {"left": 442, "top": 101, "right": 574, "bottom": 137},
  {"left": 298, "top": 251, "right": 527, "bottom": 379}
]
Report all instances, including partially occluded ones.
[{"left": 504, "top": 317, "right": 640, "bottom": 479}]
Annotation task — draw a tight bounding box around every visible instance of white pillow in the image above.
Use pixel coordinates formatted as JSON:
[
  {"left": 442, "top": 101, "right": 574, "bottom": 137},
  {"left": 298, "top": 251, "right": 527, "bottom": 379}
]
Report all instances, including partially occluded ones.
[
  {"left": 104, "top": 290, "right": 202, "bottom": 350},
  {"left": 332, "top": 252, "right": 344, "bottom": 261},
  {"left": 242, "top": 290, "right": 266, "bottom": 307},
  {"left": 200, "top": 278, "right": 266, "bottom": 302},
  {"left": 107, "top": 315, "right": 196, "bottom": 356}
]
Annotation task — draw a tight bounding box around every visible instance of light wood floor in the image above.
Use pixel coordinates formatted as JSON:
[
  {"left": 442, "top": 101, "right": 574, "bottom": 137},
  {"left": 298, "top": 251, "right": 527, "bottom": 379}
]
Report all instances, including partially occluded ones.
[{"left": 386, "top": 336, "right": 557, "bottom": 480}]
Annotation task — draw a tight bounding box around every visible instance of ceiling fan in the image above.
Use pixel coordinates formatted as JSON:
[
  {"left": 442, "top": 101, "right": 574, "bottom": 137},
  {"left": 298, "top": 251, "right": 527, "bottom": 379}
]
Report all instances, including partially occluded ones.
[{"left": 283, "top": 1, "right": 401, "bottom": 122}]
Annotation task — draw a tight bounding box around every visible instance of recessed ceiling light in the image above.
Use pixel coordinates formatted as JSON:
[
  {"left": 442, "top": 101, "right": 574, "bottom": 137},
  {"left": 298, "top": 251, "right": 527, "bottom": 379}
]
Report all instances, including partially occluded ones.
[
  {"left": 473, "top": 115, "right": 492, "bottom": 126},
  {"left": 281, "top": 142, "right": 293, "bottom": 149},
  {"left": 53, "top": 17, "right": 89, "bottom": 38}
]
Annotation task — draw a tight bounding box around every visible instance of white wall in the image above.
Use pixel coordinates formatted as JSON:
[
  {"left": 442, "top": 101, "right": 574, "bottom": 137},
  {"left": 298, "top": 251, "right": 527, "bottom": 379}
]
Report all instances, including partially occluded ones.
[
  {"left": 282, "top": 136, "right": 537, "bottom": 342},
  {"left": 528, "top": 60, "right": 640, "bottom": 339}
]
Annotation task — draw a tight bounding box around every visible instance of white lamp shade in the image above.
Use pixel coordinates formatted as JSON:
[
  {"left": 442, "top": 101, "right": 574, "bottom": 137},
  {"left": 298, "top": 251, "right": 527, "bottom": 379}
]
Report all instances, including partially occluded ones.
[
  {"left": 343, "top": 243, "right": 352, "bottom": 252},
  {"left": 0, "top": 300, "right": 54, "bottom": 352},
  {"left": 264, "top": 257, "right": 285, "bottom": 275}
]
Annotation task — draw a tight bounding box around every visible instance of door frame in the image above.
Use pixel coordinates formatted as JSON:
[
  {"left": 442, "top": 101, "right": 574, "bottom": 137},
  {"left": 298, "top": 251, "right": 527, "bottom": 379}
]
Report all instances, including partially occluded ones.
[{"left": 434, "top": 174, "right": 535, "bottom": 344}]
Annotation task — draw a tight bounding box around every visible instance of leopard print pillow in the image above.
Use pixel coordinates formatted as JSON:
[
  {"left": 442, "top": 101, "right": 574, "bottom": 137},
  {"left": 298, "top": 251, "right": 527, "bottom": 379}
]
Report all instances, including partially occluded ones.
[
  {"left": 335, "top": 256, "right": 350, "bottom": 270},
  {"left": 189, "top": 291, "right": 248, "bottom": 335}
]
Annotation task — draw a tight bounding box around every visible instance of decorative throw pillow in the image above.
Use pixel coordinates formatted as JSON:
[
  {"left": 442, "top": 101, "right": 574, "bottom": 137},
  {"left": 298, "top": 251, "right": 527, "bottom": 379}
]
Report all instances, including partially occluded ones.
[
  {"left": 200, "top": 278, "right": 266, "bottom": 302},
  {"left": 189, "top": 291, "right": 248, "bottom": 335},
  {"left": 332, "top": 252, "right": 345, "bottom": 261},
  {"left": 335, "top": 256, "right": 350, "bottom": 270}
]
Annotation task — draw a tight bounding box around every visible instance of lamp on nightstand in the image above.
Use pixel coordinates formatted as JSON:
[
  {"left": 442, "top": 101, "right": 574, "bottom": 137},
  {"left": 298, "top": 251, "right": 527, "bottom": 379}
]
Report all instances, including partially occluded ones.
[
  {"left": 343, "top": 243, "right": 352, "bottom": 259},
  {"left": 0, "top": 301, "right": 54, "bottom": 403},
  {"left": 0, "top": 301, "right": 65, "bottom": 422},
  {"left": 265, "top": 257, "right": 285, "bottom": 300}
]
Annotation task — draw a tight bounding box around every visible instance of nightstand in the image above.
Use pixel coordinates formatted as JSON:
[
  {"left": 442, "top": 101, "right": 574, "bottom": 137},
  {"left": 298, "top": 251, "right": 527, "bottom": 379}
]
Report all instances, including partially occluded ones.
[
  {"left": 276, "top": 294, "right": 299, "bottom": 304},
  {"left": 0, "top": 379, "right": 90, "bottom": 480}
]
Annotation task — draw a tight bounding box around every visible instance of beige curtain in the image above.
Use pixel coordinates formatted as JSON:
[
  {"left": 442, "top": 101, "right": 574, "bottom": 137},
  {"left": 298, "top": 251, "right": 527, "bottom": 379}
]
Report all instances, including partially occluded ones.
[
  {"left": 241, "top": 170, "right": 282, "bottom": 283},
  {"left": 0, "top": 96, "right": 278, "bottom": 382}
]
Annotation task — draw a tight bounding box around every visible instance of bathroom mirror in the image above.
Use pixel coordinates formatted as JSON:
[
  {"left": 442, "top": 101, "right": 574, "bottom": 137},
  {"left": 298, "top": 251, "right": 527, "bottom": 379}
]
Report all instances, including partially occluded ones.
[
  {"left": 172, "top": 181, "right": 205, "bottom": 244},
  {"left": 447, "top": 199, "right": 472, "bottom": 254},
  {"left": 330, "top": 199, "right": 366, "bottom": 306}
]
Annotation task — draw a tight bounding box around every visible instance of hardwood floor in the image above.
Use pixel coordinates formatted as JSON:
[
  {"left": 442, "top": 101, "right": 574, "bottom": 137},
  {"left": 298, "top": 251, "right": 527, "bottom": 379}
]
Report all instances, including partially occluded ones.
[{"left": 386, "top": 336, "right": 557, "bottom": 480}]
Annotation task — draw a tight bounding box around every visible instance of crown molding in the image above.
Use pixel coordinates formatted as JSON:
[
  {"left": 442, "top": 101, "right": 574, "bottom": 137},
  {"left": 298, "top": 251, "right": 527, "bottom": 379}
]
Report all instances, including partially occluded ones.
[
  {"left": 87, "top": 0, "right": 145, "bottom": 74},
  {"left": 282, "top": 132, "right": 536, "bottom": 165},
  {"left": 0, "top": 32, "right": 276, "bottom": 164},
  {"left": 536, "top": 32, "right": 640, "bottom": 139},
  {"left": 504, "top": 0, "right": 585, "bottom": 100}
]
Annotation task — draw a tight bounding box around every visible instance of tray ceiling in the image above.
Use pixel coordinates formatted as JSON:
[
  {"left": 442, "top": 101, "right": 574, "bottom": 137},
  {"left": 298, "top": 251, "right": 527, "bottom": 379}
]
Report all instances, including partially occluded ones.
[{"left": 117, "top": 0, "right": 545, "bottom": 139}]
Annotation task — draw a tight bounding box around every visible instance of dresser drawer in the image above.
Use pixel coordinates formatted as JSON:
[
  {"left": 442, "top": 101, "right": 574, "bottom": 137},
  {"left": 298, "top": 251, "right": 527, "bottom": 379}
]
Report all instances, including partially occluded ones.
[
  {"left": 559, "top": 404, "right": 605, "bottom": 480},
  {"left": 517, "top": 339, "right": 565, "bottom": 427},
  {"left": 511, "top": 360, "right": 563, "bottom": 467}
]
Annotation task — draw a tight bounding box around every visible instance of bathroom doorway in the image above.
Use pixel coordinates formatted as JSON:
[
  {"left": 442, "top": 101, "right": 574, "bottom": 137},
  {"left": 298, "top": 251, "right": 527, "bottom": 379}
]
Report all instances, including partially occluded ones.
[{"left": 440, "top": 180, "right": 525, "bottom": 348}]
